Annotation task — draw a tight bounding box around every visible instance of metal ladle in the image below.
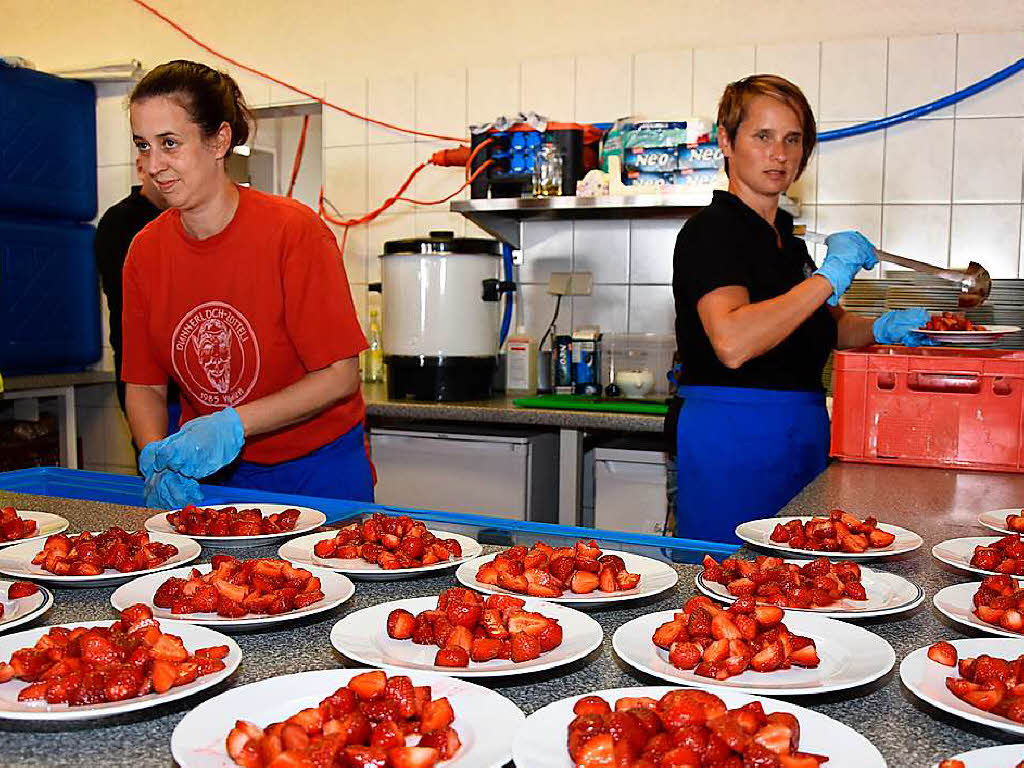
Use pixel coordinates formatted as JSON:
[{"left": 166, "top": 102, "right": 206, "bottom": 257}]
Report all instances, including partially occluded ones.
[{"left": 800, "top": 229, "right": 992, "bottom": 308}]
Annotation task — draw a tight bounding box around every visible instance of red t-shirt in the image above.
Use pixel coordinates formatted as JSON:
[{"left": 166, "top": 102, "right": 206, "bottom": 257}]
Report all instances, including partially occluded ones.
[{"left": 122, "top": 186, "right": 367, "bottom": 464}]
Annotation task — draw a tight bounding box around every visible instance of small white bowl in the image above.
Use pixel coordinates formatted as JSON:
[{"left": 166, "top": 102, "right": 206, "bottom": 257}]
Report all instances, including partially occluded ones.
[{"left": 615, "top": 368, "right": 654, "bottom": 398}]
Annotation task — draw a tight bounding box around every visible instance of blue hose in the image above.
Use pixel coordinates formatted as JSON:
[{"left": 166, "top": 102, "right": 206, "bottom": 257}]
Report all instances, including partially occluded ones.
[
  {"left": 498, "top": 242, "right": 514, "bottom": 348},
  {"left": 819, "top": 56, "right": 1024, "bottom": 142}
]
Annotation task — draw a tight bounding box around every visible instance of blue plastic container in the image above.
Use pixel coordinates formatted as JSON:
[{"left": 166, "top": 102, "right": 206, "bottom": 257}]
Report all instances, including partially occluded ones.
[
  {"left": 0, "top": 64, "right": 97, "bottom": 221},
  {"left": 0, "top": 217, "right": 102, "bottom": 374}
]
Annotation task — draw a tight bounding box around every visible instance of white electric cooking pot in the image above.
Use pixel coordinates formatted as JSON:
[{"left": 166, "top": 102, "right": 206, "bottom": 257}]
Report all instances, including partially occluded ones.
[{"left": 379, "top": 230, "right": 511, "bottom": 400}]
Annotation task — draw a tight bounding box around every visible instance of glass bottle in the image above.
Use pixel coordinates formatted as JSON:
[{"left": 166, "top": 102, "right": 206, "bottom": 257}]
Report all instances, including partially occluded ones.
[
  {"left": 532, "top": 142, "right": 563, "bottom": 197},
  {"left": 364, "top": 310, "right": 385, "bottom": 383}
]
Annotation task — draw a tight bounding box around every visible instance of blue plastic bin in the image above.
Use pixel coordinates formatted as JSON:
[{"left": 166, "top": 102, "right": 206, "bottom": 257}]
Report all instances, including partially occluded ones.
[
  {"left": 0, "top": 64, "right": 97, "bottom": 221},
  {"left": 0, "top": 217, "right": 102, "bottom": 374}
]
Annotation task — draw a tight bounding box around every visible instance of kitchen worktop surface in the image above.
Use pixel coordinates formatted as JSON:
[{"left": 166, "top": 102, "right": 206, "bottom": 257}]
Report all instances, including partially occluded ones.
[
  {"left": 362, "top": 381, "right": 665, "bottom": 432},
  {"left": 0, "top": 461, "right": 1020, "bottom": 767}
]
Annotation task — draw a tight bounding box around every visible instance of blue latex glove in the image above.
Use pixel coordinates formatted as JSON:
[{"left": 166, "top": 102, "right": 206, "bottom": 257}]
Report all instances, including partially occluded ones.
[
  {"left": 149, "top": 407, "right": 245, "bottom": 479},
  {"left": 814, "top": 231, "right": 880, "bottom": 306},
  {"left": 143, "top": 468, "right": 202, "bottom": 509},
  {"left": 873, "top": 307, "right": 938, "bottom": 346}
]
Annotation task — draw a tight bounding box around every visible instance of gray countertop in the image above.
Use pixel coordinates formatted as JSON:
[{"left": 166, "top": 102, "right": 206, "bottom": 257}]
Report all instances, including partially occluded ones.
[
  {"left": 362, "top": 382, "right": 665, "bottom": 433},
  {"left": 2, "top": 370, "right": 115, "bottom": 392},
  {"left": 0, "top": 461, "right": 1021, "bottom": 766}
]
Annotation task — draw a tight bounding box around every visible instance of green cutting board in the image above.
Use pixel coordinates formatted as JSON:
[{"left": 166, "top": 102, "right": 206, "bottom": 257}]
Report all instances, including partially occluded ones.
[{"left": 512, "top": 394, "right": 668, "bottom": 415}]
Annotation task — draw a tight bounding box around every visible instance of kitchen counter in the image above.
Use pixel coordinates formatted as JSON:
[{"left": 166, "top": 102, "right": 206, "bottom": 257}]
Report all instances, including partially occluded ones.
[{"left": 0, "top": 461, "right": 1018, "bottom": 766}]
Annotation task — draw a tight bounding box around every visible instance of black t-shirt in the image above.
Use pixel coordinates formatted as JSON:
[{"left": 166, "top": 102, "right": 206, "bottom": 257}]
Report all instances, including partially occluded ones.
[{"left": 672, "top": 190, "right": 837, "bottom": 391}]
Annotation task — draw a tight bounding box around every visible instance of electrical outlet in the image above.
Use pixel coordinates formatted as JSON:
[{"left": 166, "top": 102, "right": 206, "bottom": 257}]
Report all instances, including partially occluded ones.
[{"left": 547, "top": 272, "right": 593, "bottom": 296}]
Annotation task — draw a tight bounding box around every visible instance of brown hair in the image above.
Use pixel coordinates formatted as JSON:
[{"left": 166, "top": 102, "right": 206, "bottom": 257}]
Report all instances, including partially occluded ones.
[
  {"left": 717, "top": 74, "right": 816, "bottom": 178},
  {"left": 130, "top": 60, "right": 253, "bottom": 158}
]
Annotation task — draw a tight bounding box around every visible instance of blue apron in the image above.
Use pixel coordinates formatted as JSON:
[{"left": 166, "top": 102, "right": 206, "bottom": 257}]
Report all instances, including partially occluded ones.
[
  {"left": 676, "top": 385, "right": 829, "bottom": 544},
  {"left": 216, "top": 423, "right": 375, "bottom": 502}
]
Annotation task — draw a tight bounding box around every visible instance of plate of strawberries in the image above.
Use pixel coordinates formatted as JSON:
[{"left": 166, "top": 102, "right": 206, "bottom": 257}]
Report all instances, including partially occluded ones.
[
  {"left": 0, "top": 580, "right": 52, "bottom": 634},
  {"left": 901, "top": 638, "right": 1024, "bottom": 736},
  {"left": 933, "top": 744, "right": 1024, "bottom": 768},
  {"left": 0, "top": 603, "right": 240, "bottom": 720},
  {"left": 0, "top": 528, "right": 200, "bottom": 586},
  {"left": 146, "top": 503, "right": 326, "bottom": 548},
  {"left": 933, "top": 577, "right": 1024, "bottom": 638},
  {"left": 612, "top": 594, "right": 895, "bottom": 696},
  {"left": 171, "top": 668, "right": 525, "bottom": 768},
  {"left": 330, "top": 587, "right": 602, "bottom": 677},
  {"left": 933, "top": 535, "right": 1024, "bottom": 577},
  {"left": 697, "top": 554, "right": 924, "bottom": 618},
  {"left": 0, "top": 508, "right": 68, "bottom": 547},
  {"left": 512, "top": 686, "right": 885, "bottom": 768},
  {"left": 736, "top": 511, "right": 922, "bottom": 558},
  {"left": 279, "top": 514, "right": 481, "bottom": 580},
  {"left": 109, "top": 556, "right": 354, "bottom": 629},
  {"left": 455, "top": 539, "right": 678, "bottom": 605}
]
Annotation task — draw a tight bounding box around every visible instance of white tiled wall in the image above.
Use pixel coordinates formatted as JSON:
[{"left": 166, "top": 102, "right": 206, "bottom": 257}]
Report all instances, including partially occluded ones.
[{"left": 86, "top": 29, "right": 1024, "bottom": 467}]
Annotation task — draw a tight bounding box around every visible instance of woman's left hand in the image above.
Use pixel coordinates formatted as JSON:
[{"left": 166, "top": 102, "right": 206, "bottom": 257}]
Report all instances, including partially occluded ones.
[
  {"left": 148, "top": 407, "right": 246, "bottom": 479},
  {"left": 872, "top": 307, "right": 938, "bottom": 346}
]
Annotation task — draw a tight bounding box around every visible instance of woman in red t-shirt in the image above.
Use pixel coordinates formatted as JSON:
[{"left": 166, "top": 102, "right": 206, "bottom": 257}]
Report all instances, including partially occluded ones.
[{"left": 123, "top": 60, "right": 373, "bottom": 508}]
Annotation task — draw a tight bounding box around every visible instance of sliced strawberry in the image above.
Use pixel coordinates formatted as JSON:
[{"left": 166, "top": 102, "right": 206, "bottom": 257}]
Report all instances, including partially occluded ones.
[
  {"left": 927, "top": 641, "right": 958, "bottom": 667},
  {"left": 652, "top": 618, "right": 684, "bottom": 650},
  {"left": 417, "top": 725, "right": 461, "bottom": 760},
  {"left": 348, "top": 670, "right": 387, "bottom": 700},
  {"left": 470, "top": 637, "right": 502, "bottom": 662},
  {"left": 7, "top": 581, "right": 38, "bottom": 600},
  {"left": 569, "top": 571, "right": 599, "bottom": 594},
  {"left": 510, "top": 631, "right": 541, "bottom": 663},
  {"left": 598, "top": 566, "right": 617, "bottom": 593},
  {"left": 386, "top": 609, "right": 416, "bottom": 640},
  {"left": 420, "top": 697, "right": 455, "bottom": 732},
  {"left": 536, "top": 621, "right": 563, "bottom": 652},
  {"left": 387, "top": 746, "right": 440, "bottom": 768},
  {"left": 615, "top": 570, "right": 641, "bottom": 590},
  {"left": 789, "top": 643, "right": 820, "bottom": 668},
  {"left": 750, "top": 642, "right": 784, "bottom": 673},
  {"left": 710, "top": 614, "right": 742, "bottom": 640},
  {"left": 667, "top": 641, "right": 703, "bottom": 670},
  {"left": 574, "top": 733, "right": 614, "bottom": 768},
  {"left": 868, "top": 528, "right": 896, "bottom": 548},
  {"left": 753, "top": 605, "right": 785, "bottom": 627}
]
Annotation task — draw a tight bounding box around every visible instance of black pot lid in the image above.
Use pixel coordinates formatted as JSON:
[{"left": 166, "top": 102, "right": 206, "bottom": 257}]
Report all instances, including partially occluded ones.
[{"left": 381, "top": 230, "right": 502, "bottom": 256}]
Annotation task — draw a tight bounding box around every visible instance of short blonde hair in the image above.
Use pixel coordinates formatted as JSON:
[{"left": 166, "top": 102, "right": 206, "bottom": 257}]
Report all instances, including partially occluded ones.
[{"left": 717, "top": 74, "right": 816, "bottom": 179}]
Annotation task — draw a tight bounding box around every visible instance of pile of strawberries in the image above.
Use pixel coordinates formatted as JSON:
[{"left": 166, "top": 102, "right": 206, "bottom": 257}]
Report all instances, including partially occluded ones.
[
  {"left": 568, "top": 689, "right": 828, "bottom": 768},
  {"left": 927, "top": 641, "right": 1024, "bottom": 723},
  {"left": 971, "top": 575, "right": 1024, "bottom": 633},
  {"left": 653, "top": 595, "right": 819, "bottom": 680},
  {"left": 0, "top": 507, "right": 37, "bottom": 542},
  {"left": 312, "top": 514, "right": 462, "bottom": 570},
  {"left": 0, "top": 581, "right": 39, "bottom": 619},
  {"left": 154, "top": 556, "right": 324, "bottom": 618},
  {"left": 972, "top": 534, "right": 1024, "bottom": 575},
  {"left": 165, "top": 505, "right": 301, "bottom": 537},
  {"left": 476, "top": 539, "right": 640, "bottom": 598},
  {"left": 1004, "top": 512, "right": 1024, "bottom": 533},
  {"left": 770, "top": 510, "right": 896, "bottom": 553},
  {"left": 386, "top": 587, "right": 563, "bottom": 667},
  {"left": 924, "top": 312, "right": 986, "bottom": 332},
  {"left": 31, "top": 528, "right": 178, "bottom": 576},
  {"left": 226, "top": 670, "right": 461, "bottom": 768},
  {"left": 702, "top": 554, "right": 867, "bottom": 608},
  {"left": 0, "top": 603, "right": 228, "bottom": 705}
]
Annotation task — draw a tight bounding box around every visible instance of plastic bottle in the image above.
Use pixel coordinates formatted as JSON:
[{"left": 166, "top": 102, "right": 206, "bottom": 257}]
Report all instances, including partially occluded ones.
[
  {"left": 505, "top": 327, "right": 537, "bottom": 394},
  {"left": 364, "top": 310, "right": 385, "bottom": 383}
]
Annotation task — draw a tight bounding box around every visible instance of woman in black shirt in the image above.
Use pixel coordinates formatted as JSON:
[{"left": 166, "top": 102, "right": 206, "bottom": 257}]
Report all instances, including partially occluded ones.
[{"left": 673, "top": 75, "right": 930, "bottom": 543}]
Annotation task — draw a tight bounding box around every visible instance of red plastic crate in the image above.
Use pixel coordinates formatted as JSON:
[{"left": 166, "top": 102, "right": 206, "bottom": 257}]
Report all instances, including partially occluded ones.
[{"left": 831, "top": 345, "right": 1024, "bottom": 473}]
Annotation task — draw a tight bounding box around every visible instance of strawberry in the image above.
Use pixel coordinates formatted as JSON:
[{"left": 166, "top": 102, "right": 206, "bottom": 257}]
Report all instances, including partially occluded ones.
[
  {"left": 496, "top": 571, "right": 528, "bottom": 593},
  {"left": 668, "top": 642, "right": 702, "bottom": 670},
  {"left": 475, "top": 563, "right": 498, "bottom": 584},
  {"left": 569, "top": 571, "right": 599, "bottom": 594},
  {"left": 1001, "top": 609, "right": 1024, "bottom": 633},
  {"left": 417, "top": 725, "right": 461, "bottom": 760},
  {"left": 868, "top": 528, "right": 896, "bottom": 548},
  {"left": 750, "top": 642, "right": 784, "bottom": 672},
  {"left": 150, "top": 660, "right": 177, "bottom": 694},
  {"left": 479, "top": 609, "right": 509, "bottom": 639},
  {"left": 420, "top": 697, "right": 455, "bottom": 732},
  {"left": 444, "top": 601, "right": 481, "bottom": 628},
  {"left": 506, "top": 611, "right": 550, "bottom": 637},
  {"left": 779, "top": 753, "right": 830, "bottom": 768},
  {"left": 549, "top": 556, "right": 575, "bottom": 583},
  {"left": 445, "top": 626, "right": 473, "bottom": 653},
  {"left": 652, "top": 619, "right": 684, "bottom": 649},
  {"left": 470, "top": 637, "right": 502, "bottom": 662},
  {"left": 688, "top": 608, "right": 713, "bottom": 637},
  {"left": 753, "top": 605, "right": 785, "bottom": 627},
  {"left": 788, "top": 644, "right": 820, "bottom": 668},
  {"left": 702, "top": 639, "right": 730, "bottom": 664},
  {"left": 615, "top": 570, "right": 641, "bottom": 590},
  {"left": 6, "top": 582, "right": 38, "bottom": 600},
  {"left": 536, "top": 621, "right": 563, "bottom": 651},
  {"left": 598, "top": 566, "right": 617, "bottom": 593},
  {"left": 434, "top": 647, "right": 469, "bottom": 667},
  {"left": 348, "top": 670, "right": 387, "bottom": 700},
  {"left": 927, "top": 641, "right": 958, "bottom": 667},
  {"left": 484, "top": 594, "right": 525, "bottom": 612},
  {"left": 573, "top": 696, "right": 612, "bottom": 716},
  {"left": 574, "top": 734, "right": 614, "bottom": 768},
  {"left": 510, "top": 631, "right": 541, "bottom": 662},
  {"left": 711, "top": 614, "right": 742, "bottom": 640}
]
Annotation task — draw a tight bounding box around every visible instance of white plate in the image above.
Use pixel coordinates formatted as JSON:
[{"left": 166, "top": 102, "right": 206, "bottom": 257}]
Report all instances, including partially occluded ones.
[
  {"left": 109, "top": 562, "right": 354, "bottom": 629},
  {"left": 0, "top": 619, "right": 240, "bottom": 720},
  {"left": 978, "top": 509, "right": 1024, "bottom": 535},
  {"left": 455, "top": 551, "right": 679, "bottom": 606},
  {"left": 0, "top": 581, "right": 53, "bottom": 634},
  {"left": 0, "top": 511, "right": 69, "bottom": 548},
  {"left": 330, "top": 595, "right": 602, "bottom": 677},
  {"left": 613, "top": 609, "right": 895, "bottom": 696},
  {"left": 512, "top": 685, "right": 887, "bottom": 768},
  {"left": 279, "top": 529, "right": 482, "bottom": 580},
  {"left": 933, "top": 744, "right": 1024, "bottom": 768},
  {"left": 901, "top": 637, "right": 1024, "bottom": 736},
  {"left": 171, "top": 668, "right": 524, "bottom": 768},
  {"left": 0, "top": 531, "right": 202, "bottom": 587},
  {"left": 918, "top": 326, "right": 1021, "bottom": 345},
  {"left": 146, "top": 504, "right": 327, "bottom": 549},
  {"left": 933, "top": 581, "right": 1024, "bottom": 639},
  {"left": 735, "top": 516, "right": 923, "bottom": 559},
  {"left": 695, "top": 562, "right": 925, "bottom": 619},
  {"left": 932, "top": 536, "right": 1017, "bottom": 577}
]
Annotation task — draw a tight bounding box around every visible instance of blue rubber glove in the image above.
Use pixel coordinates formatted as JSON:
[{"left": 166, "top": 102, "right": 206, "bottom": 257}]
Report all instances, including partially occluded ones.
[
  {"left": 814, "top": 231, "right": 880, "bottom": 306},
  {"left": 149, "top": 407, "right": 245, "bottom": 479},
  {"left": 873, "top": 307, "right": 938, "bottom": 346},
  {"left": 143, "top": 469, "right": 202, "bottom": 509}
]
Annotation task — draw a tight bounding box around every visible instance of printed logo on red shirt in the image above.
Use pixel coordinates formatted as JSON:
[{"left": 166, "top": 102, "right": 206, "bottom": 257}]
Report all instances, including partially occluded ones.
[{"left": 171, "top": 301, "right": 260, "bottom": 408}]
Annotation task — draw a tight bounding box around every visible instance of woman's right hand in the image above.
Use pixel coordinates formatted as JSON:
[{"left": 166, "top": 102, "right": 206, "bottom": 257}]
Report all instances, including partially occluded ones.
[{"left": 814, "top": 231, "right": 879, "bottom": 306}]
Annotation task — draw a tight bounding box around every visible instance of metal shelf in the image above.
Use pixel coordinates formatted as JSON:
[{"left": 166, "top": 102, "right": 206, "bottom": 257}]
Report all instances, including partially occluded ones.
[{"left": 451, "top": 194, "right": 800, "bottom": 247}]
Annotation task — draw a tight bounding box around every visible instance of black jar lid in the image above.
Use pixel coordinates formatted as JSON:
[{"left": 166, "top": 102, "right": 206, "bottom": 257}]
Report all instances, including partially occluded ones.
[{"left": 381, "top": 230, "right": 502, "bottom": 256}]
